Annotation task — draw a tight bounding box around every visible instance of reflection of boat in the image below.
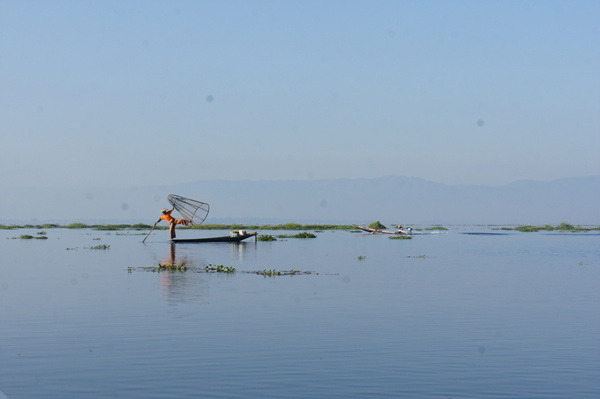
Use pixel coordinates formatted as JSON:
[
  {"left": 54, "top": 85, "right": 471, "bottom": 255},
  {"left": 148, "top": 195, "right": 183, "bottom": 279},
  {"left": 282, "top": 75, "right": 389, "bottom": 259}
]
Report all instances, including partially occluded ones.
[
  {"left": 170, "top": 231, "right": 258, "bottom": 243},
  {"left": 355, "top": 225, "right": 410, "bottom": 235}
]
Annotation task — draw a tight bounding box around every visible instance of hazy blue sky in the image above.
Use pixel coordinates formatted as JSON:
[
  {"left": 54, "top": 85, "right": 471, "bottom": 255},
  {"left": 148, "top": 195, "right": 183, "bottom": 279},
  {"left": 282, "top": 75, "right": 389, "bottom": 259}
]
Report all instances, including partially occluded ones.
[{"left": 1, "top": 0, "right": 598, "bottom": 188}]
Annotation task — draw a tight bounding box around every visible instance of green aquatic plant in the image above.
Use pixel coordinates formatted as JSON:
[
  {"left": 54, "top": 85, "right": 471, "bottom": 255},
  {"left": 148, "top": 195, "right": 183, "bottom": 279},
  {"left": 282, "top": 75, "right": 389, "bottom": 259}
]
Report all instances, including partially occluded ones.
[
  {"left": 368, "top": 221, "right": 387, "bottom": 229},
  {"left": 18, "top": 234, "right": 47, "bottom": 239},
  {"left": 390, "top": 235, "right": 412, "bottom": 239},
  {"left": 250, "top": 269, "right": 312, "bottom": 277},
  {"left": 205, "top": 264, "right": 236, "bottom": 273},
  {"left": 262, "top": 269, "right": 281, "bottom": 276},
  {"left": 555, "top": 222, "right": 576, "bottom": 231},
  {"left": 514, "top": 223, "right": 586, "bottom": 232},
  {"left": 425, "top": 226, "right": 447, "bottom": 231},
  {"left": 515, "top": 225, "right": 543, "bottom": 232},
  {"left": 89, "top": 244, "right": 110, "bottom": 250},
  {"left": 358, "top": 255, "right": 366, "bottom": 261},
  {"left": 158, "top": 263, "right": 188, "bottom": 271},
  {"left": 277, "top": 232, "right": 317, "bottom": 239},
  {"left": 258, "top": 235, "right": 277, "bottom": 241}
]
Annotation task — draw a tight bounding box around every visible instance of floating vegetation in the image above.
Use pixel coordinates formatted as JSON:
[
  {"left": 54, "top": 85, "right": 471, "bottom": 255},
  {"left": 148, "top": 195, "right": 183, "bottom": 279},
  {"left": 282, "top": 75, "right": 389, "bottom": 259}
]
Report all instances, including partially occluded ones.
[
  {"left": 426, "top": 226, "right": 448, "bottom": 231},
  {"left": 128, "top": 263, "right": 188, "bottom": 273},
  {"left": 515, "top": 225, "right": 543, "bottom": 232},
  {"left": 407, "top": 255, "right": 427, "bottom": 258},
  {"left": 277, "top": 232, "right": 317, "bottom": 239},
  {"left": 89, "top": 244, "right": 110, "bottom": 250},
  {"left": 249, "top": 269, "right": 313, "bottom": 277},
  {"left": 514, "top": 222, "right": 597, "bottom": 232},
  {"left": 358, "top": 255, "right": 366, "bottom": 261},
  {"left": 159, "top": 262, "right": 188, "bottom": 272},
  {"left": 390, "top": 235, "right": 412, "bottom": 239},
  {"left": 368, "top": 221, "right": 387, "bottom": 229},
  {"left": 258, "top": 235, "right": 277, "bottom": 241},
  {"left": 127, "top": 263, "right": 316, "bottom": 276},
  {"left": 205, "top": 264, "right": 236, "bottom": 273},
  {"left": 15, "top": 233, "right": 47, "bottom": 240}
]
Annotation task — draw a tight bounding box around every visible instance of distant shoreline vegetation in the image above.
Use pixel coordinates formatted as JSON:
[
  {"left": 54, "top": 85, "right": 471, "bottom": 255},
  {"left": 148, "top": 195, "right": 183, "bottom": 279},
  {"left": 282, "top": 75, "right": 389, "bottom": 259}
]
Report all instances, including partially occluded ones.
[
  {"left": 508, "top": 222, "right": 600, "bottom": 232},
  {"left": 1, "top": 222, "right": 599, "bottom": 232},
  {"left": 0, "top": 222, "right": 356, "bottom": 231}
]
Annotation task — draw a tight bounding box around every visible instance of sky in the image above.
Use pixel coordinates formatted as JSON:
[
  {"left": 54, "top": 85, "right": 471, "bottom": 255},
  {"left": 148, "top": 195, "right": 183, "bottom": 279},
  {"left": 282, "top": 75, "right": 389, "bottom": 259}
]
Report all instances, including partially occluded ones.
[{"left": 1, "top": 0, "right": 599, "bottom": 189}]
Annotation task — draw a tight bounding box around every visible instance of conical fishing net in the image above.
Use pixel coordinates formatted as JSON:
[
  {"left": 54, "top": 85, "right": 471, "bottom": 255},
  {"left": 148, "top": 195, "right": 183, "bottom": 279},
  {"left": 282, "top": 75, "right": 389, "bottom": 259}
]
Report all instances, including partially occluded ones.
[{"left": 167, "top": 194, "right": 210, "bottom": 226}]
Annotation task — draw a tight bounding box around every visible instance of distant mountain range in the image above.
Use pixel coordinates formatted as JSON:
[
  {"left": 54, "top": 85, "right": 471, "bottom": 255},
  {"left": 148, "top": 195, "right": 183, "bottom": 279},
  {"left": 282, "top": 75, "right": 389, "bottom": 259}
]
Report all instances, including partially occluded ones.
[{"left": 1, "top": 175, "right": 599, "bottom": 225}]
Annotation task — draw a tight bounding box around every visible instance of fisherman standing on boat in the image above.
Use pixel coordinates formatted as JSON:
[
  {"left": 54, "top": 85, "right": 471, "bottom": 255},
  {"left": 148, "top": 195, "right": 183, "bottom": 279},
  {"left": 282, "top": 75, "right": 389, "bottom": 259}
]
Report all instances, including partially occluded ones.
[{"left": 157, "top": 207, "right": 191, "bottom": 239}]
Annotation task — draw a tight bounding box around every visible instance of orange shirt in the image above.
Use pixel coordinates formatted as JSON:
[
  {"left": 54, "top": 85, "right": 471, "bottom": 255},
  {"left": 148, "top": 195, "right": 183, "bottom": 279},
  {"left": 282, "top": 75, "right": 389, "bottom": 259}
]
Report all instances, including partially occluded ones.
[{"left": 160, "top": 211, "right": 174, "bottom": 223}]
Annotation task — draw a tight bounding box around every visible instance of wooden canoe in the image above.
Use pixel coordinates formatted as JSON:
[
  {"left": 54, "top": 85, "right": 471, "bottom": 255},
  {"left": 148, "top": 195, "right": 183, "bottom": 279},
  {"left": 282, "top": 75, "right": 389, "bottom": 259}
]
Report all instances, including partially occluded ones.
[
  {"left": 170, "top": 232, "right": 258, "bottom": 243},
  {"left": 355, "top": 225, "right": 409, "bottom": 235}
]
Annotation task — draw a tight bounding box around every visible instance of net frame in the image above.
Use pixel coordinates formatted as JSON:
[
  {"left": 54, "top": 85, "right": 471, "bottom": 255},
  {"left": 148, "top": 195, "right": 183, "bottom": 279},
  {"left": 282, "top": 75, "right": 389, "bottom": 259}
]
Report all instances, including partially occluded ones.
[{"left": 167, "top": 194, "right": 210, "bottom": 226}]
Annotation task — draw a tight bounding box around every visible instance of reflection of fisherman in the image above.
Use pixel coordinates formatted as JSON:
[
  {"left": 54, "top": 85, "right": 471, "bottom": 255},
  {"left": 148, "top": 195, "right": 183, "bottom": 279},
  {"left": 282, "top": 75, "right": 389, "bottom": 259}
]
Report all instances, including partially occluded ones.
[{"left": 157, "top": 207, "right": 191, "bottom": 239}]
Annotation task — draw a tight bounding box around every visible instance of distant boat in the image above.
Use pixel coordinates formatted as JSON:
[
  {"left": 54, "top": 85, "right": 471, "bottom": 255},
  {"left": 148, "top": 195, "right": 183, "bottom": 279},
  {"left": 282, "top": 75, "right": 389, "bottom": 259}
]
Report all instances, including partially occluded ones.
[
  {"left": 170, "top": 231, "right": 258, "bottom": 243},
  {"left": 355, "top": 225, "right": 410, "bottom": 235}
]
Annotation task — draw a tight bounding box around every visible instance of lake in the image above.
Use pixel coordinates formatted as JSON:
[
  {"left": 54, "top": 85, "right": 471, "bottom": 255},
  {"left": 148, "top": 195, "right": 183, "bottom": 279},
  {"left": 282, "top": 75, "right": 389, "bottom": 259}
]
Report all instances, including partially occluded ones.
[{"left": 1, "top": 227, "right": 599, "bottom": 398}]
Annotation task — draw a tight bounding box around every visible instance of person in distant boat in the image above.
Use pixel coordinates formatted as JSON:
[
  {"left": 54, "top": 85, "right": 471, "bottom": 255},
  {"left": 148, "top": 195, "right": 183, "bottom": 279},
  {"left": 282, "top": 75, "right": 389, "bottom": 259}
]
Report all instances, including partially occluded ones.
[
  {"left": 157, "top": 207, "right": 191, "bottom": 239},
  {"left": 397, "top": 225, "right": 404, "bottom": 233}
]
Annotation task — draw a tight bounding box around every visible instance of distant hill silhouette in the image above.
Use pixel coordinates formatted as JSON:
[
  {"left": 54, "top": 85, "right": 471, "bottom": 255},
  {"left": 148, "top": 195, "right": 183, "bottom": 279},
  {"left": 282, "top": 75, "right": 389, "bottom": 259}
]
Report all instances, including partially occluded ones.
[{"left": 1, "top": 175, "right": 599, "bottom": 225}]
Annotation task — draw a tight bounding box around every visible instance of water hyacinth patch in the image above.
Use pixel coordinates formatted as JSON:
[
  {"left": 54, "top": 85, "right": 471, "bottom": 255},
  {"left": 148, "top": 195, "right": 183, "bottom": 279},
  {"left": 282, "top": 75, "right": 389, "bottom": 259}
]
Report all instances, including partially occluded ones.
[{"left": 205, "top": 264, "right": 236, "bottom": 273}]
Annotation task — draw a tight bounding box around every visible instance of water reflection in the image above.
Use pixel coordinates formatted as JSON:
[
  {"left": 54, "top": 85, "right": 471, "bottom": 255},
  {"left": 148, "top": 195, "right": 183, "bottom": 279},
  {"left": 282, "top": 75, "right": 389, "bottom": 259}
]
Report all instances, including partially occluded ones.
[
  {"left": 154, "top": 241, "right": 256, "bottom": 304},
  {"left": 158, "top": 243, "right": 209, "bottom": 305},
  {"left": 229, "top": 240, "right": 257, "bottom": 262}
]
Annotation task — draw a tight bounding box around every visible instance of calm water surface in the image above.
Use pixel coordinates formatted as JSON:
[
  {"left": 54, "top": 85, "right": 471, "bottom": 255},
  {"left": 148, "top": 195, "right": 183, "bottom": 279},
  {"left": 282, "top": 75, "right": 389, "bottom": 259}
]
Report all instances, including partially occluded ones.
[{"left": 1, "top": 227, "right": 599, "bottom": 398}]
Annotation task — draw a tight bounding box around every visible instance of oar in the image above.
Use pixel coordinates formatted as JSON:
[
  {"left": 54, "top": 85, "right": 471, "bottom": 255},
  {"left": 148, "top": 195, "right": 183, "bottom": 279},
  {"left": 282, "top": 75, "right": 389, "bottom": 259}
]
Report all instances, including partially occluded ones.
[{"left": 142, "top": 219, "right": 161, "bottom": 243}]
